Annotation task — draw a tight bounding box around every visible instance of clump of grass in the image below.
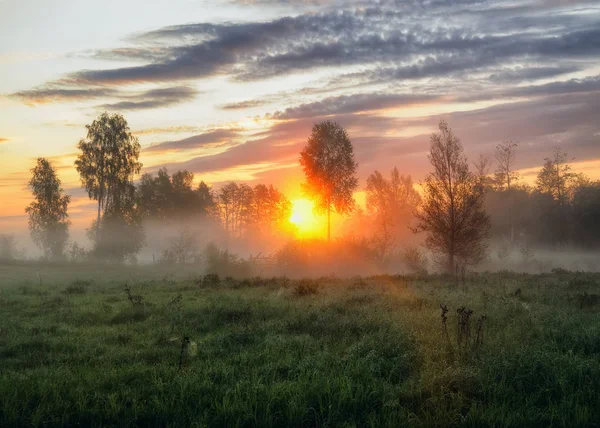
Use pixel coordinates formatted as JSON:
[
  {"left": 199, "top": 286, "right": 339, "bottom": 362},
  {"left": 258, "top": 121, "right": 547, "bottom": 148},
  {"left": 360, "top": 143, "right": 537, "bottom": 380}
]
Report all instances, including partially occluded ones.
[
  {"left": 293, "top": 278, "right": 319, "bottom": 296},
  {"left": 197, "top": 273, "right": 220, "bottom": 288},
  {"left": 62, "top": 279, "right": 92, "bottom": 295}
]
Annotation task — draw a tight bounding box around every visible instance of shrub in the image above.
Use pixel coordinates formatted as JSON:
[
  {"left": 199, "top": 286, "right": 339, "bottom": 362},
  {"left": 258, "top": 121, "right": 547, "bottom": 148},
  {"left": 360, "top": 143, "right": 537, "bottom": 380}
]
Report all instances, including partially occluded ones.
[{"left": 399, "top": 247, "right": 428, "bottom": 274}]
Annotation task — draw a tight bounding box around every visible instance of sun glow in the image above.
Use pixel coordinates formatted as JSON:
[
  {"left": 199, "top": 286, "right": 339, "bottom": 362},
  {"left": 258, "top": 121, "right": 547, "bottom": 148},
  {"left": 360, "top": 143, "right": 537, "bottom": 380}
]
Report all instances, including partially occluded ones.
[{"left": 290, "top": 199, "right": 317, "bottom": 235}]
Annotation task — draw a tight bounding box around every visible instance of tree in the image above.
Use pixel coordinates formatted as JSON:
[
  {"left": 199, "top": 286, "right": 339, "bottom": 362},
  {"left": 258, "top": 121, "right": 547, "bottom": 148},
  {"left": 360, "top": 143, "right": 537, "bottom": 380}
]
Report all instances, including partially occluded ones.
[
  {"left": 415, "top": 121, "right": 491, "bottom": 271},
  {"left": 365, "top": 167, "right": 420, "bottom": 262},
  {"left": 251, "top": 184, "right": 292, "bottom": 237},
  {"left": 75, "top": 113, "right": 143, "bottom": 261},
  {"left": 572, "top": 181, "right": 600, "bottom": 249},
  {"left": 25, "top": 158, "right": 71, "bottom": 260},
  {"left": 493, "top": 141, "right": 519, "bottom": 191},
  {"left": 75, "top": 112, "right": 142, "bottom": 243},
  {"left": 299, "top": 121, "right": 358, "bottom": 241},
  {"left": 535, "top": 146, "right": 577, "bottom": 205},
  {"left": 136, "top": 168, "right": 215, "bottom": 221},
  {"left": 493, "top": 142, "right": 520, "bottom": 242},
  {"left": 473, "top": 153, "right": 493, "bottom": 190}
]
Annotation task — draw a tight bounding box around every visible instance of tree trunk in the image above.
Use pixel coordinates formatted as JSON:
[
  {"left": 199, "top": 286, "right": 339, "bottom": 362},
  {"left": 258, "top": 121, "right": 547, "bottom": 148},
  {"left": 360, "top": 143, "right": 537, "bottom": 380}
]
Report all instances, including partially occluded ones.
[{"left": 96, "top": 197, "right": 102, "bottom": 244}]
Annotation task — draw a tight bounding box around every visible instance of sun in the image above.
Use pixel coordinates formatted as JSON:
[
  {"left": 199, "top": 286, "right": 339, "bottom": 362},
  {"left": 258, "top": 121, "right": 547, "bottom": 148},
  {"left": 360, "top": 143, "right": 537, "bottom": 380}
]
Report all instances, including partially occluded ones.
[{"left": 290, "top": 199, "right": 317, "bottom": 234}]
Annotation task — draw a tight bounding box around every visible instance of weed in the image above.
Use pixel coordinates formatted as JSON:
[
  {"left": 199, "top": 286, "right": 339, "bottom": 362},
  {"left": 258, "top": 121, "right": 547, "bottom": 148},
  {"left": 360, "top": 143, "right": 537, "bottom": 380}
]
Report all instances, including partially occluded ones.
[
  {"left": 456, "top": 306, "right": 474, "bottom": 347},
  {"left": 440, "top": 304, "right": 449, "bottom": 338},
  {"left": 475, "top": 315, "right": 487, "bottom": 347},
  {"left": 124, "top": 285, "right": 143, "bottom": 306}
]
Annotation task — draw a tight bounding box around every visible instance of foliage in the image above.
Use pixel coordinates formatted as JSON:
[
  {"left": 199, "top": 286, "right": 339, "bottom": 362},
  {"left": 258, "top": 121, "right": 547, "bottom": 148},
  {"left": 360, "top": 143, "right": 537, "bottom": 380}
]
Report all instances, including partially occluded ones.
[
  {"left": 87, "top": 181, "right": 144, "bottom": 263},
  {"left": 536, "top": 146, "right": 577, "bottom": 205},
  {"left": 75, "top": 112, "right": 143, "bottom": 260},
  {"left": 25, "top": 158, "right": 71, "bottom": 260},
  {"left": 215, "top": 182, "right": 291, "bottom": 240},
  {"left": 136, "top": 168, "right": 215, "bottom": 222},
  {"left": 415, "top": 121, "right": 491, "bottom": 271},
  {"left": 300, "top": 120, "right": 358, "bottom": 241},
  {"left": 366, "top": 167, "right": 421, "bottom": 262}
]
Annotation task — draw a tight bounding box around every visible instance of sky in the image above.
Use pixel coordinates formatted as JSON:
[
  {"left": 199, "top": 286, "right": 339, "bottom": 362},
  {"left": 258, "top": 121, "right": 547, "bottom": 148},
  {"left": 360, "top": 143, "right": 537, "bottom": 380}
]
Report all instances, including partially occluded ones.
[{"left": 1, "top": 0, "right": 600, "bottom": 237}]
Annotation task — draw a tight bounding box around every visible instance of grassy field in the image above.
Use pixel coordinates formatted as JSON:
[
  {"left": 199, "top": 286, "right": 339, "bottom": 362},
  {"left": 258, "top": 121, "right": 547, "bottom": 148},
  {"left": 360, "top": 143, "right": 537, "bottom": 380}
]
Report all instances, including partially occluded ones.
[{"left": 1, "top": 263, "right": 599, "bottom": 427}]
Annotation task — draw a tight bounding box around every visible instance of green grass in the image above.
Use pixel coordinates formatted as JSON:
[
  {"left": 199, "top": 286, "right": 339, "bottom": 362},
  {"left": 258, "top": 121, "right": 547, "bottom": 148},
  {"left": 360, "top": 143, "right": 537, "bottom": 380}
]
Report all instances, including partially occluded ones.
[{"left": 1, "top": 266, "right": 599, "bottom": 427}]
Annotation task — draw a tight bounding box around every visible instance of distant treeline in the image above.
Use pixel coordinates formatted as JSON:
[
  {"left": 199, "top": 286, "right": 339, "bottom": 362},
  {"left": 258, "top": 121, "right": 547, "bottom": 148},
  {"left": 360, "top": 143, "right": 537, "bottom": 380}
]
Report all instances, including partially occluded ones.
[{"left": 2, "top": 113, "right": 599, "bottom": 273}]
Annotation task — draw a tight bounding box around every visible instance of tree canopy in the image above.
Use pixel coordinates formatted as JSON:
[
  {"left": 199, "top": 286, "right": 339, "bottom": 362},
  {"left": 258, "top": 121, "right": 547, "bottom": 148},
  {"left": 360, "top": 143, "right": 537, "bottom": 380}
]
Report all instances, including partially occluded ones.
[
  {"left": 300, "top": 121, "right": 358, "bottom": 241},
  {"left": 415, "top": 121, "right": 491, "bottom": 271},
  {"left": 25, "top": 158, "right": 71, "bottom": 260}
]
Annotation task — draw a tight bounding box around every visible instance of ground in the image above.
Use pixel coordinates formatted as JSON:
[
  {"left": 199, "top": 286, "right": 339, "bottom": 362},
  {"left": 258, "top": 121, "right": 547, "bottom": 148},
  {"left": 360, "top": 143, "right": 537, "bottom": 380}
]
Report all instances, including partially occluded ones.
[{"left": 0, "top": 262, "right": 599, "bottom": 427}]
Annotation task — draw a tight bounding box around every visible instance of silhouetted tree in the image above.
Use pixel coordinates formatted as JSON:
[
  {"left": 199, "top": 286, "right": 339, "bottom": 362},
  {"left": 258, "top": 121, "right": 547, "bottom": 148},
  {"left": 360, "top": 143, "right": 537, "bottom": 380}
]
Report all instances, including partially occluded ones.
[
  {"left": 216, "top": 182, "right": 290, "bottom": 240},
  {"left": 365, "top": 167, "right": 420, "bottom": 262},
  {"left": 415, "top": 121, "right": 490, "bottom": 271},
  {"left": 75, "top": 112, "right": 143, "bottom": 261},
  {"left": 136, "top": 168, "right": 215, "bottom": 221},
  {"left": 251, "top": 184, "right": 292, "bottom": 237},
  {"left": 572, "top": 181, "right": 600, "bottom": 248},
  {"left": 473, "top": 153, "right": 493, "bottom": 190},
  {"left": 494, "top": 141, "right": 519, "bottom": 192},
  {"left": 493, "top": 141, "right": 520, "bottom": 242},
  {"left": 25, "top": 158, "right": 71, "bottom": 260},
  {"left": 536, "top": 146, "right": 577, "bottom": 205},
  {"left": 87, "top": 180, "right": 144, "bottom": 262},
  {"left": 300, "top": 121, "right": 358, "bottom": 241}
]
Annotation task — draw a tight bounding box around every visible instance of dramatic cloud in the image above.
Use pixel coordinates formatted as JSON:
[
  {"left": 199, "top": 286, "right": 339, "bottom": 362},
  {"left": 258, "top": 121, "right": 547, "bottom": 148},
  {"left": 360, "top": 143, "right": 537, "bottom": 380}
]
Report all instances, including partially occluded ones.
[
  {"left": 145, "top": 129, "right": 242, "bottom": 153},
  {"left": 270, "top": 92, "right": 440, "bottom": 120},
  {"left": 53, "top": 4, "right": 599, "bottom": 86},
  {"left": 10, "top": 87, "right": 117, "bottom": 104},
  {"left": 10, "top": 85, "right": 197, "bottom": 110},
  {"left": 100, "top": 86, "right": 198, "bottom": 110}
]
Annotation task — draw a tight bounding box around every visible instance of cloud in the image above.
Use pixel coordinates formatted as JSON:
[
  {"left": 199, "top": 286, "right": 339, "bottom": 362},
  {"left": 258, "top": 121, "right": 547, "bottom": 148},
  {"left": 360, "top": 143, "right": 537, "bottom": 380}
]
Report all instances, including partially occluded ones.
[
  {"left": 145, "top": 129, "right": 242, "bottom": 153},
  {"left": 100, "top": 86, "right": 198, "bottom": 110},
  {"left": 133, "top": 126, "right": 202, "bottom": 136},
  {"left": 21, "top": 2, "right": 591, "bottom": 88},
  {"left": 221, "top": 99, "right": 270, "bottom": 110},
  {"left": 270, "top": 92, "right": 440, "bottom": 120},
  {"left": 0, "top": 138, "right": 8, "bottom": 144},
  {"left": 11, "top": 84, "right": 198, "bottom": 110},
  {"left": 10, "top": 87, "right": 117, "bottom": 105},
  {"left": 154, "top": 84, "right": 600, "bottom": 183}
]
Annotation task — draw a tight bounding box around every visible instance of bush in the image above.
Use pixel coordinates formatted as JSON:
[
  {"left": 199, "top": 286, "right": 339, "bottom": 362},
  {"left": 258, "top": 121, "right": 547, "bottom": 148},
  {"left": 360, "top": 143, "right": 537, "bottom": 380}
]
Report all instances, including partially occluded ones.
[
  {"left": 0, "top": 234, "right": 25, "bottom": 261},
  {"left": 399, "top": 247, "right": 428, "bottom": 274}
]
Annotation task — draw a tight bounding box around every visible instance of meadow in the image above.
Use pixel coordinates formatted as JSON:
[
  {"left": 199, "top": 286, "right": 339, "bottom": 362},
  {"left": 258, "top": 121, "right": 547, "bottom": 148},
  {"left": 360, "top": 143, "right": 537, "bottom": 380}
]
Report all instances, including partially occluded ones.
[{"left": 1, "top": 262, "right": 599, "bottom": 427}]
